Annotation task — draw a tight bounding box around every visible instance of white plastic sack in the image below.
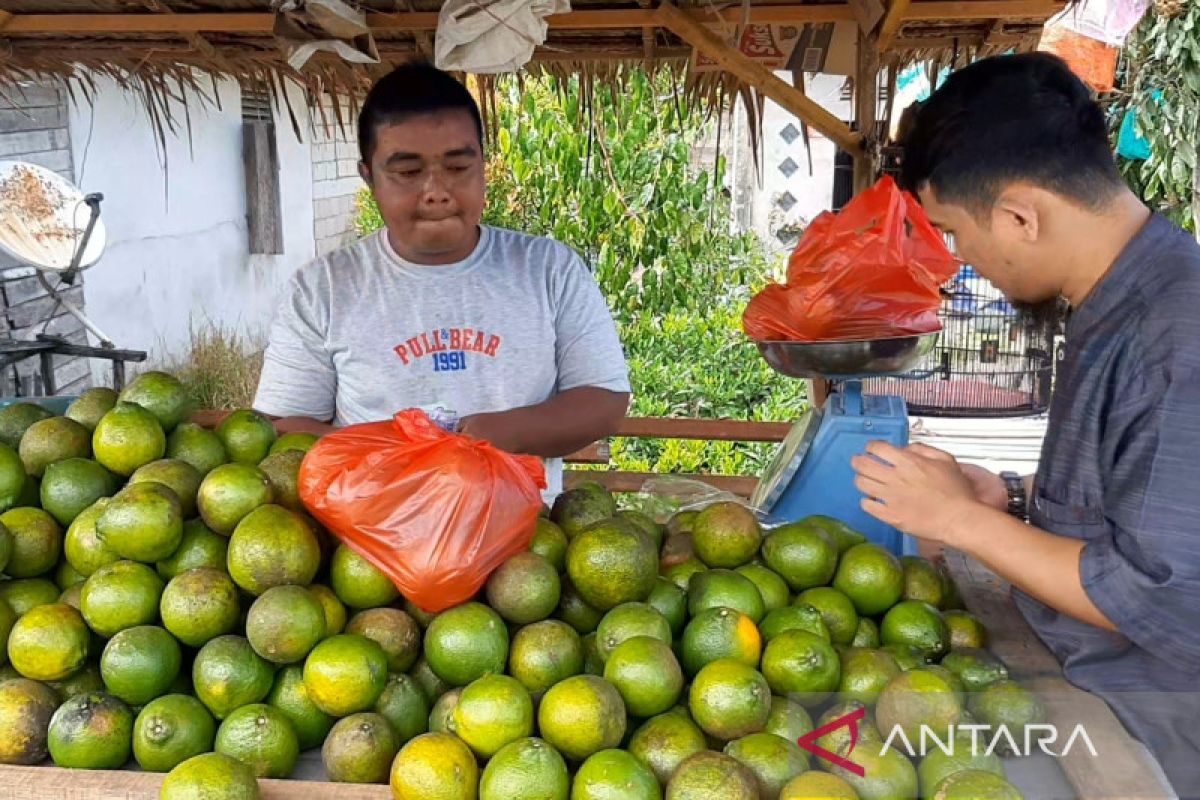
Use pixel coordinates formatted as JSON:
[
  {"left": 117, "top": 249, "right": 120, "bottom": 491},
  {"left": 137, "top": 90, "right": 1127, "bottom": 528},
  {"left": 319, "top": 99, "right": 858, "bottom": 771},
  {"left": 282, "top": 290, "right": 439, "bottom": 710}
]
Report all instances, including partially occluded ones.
[
  {"left": 435, "top": 0, "right": 570, "bottom": 74},
  {"left": 1047, "top": 0, "right": 1151, "bottom": 47}
]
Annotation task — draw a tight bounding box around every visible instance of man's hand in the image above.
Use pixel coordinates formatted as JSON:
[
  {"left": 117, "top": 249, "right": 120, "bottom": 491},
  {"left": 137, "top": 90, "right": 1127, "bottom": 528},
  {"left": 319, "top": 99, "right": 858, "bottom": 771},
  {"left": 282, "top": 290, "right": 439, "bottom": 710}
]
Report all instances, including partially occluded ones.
[
  {"left": 458, "top": 412, "right": 521, "bottom": 453},
  {"left": 458, "top": 387, "right": 629, "bottom": 458},
  {"left": 960, "top": 463, "right": 1008, "bottom": 511},
  {"left": 850, "top": 442, "right": 984, "bottom": 545}
]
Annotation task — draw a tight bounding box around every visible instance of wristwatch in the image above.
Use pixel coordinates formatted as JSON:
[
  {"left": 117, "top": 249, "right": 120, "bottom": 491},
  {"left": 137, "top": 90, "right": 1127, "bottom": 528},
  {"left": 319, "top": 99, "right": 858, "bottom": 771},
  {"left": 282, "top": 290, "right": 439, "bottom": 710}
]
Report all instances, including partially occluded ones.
[{"left": 1000, "top": 471, "right": 1028, "bottom": 521}]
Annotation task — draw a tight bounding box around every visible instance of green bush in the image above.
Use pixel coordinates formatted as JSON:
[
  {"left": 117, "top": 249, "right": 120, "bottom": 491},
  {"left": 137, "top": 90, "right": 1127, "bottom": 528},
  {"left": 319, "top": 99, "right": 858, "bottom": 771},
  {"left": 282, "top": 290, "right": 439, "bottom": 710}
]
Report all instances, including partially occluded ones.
[{"left": 357, "top": 71, "right": 806, "bottom": 476}]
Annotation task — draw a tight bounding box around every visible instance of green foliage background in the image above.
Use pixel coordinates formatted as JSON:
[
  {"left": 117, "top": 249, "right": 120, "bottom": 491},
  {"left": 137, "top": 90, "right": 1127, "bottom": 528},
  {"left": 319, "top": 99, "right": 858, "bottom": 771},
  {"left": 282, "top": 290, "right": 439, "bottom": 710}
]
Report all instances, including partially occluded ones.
[{"left": 357, "top": 72, "right": 806, "bottom": 476}]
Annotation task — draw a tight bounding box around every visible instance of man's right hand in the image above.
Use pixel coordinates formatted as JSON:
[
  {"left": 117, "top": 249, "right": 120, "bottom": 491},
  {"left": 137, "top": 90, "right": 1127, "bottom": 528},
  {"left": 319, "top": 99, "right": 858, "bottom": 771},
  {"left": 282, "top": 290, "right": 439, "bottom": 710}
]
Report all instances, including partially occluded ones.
[{"left": 959, "top": 463, "right": 1008, "bottom": 511}]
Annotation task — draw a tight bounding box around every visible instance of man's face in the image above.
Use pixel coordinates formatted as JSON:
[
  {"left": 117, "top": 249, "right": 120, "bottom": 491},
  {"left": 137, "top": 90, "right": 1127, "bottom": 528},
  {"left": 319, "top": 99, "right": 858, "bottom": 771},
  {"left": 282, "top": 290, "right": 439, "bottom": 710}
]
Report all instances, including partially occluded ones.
[
  {"left": 360, "top": 110, "right": 485, "bottom": 265},
  {"left": 918, "top": 185, "right": 1059, "bottom": 304}
]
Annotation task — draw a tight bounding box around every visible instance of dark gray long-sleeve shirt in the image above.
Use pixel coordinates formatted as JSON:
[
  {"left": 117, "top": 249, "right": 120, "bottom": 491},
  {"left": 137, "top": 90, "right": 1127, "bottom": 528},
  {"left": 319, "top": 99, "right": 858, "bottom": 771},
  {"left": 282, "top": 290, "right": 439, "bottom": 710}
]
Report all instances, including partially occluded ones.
[{"left": 1015, "top": 213, "right": 1200, "bottom": 797}]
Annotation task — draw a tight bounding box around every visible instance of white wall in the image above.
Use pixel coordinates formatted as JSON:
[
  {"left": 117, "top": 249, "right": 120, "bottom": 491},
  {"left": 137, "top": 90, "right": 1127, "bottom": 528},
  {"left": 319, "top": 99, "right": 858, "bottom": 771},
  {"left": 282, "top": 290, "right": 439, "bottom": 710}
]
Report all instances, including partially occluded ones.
[{"left": 67, "top": 75, "right": 317, "bottom": 371}]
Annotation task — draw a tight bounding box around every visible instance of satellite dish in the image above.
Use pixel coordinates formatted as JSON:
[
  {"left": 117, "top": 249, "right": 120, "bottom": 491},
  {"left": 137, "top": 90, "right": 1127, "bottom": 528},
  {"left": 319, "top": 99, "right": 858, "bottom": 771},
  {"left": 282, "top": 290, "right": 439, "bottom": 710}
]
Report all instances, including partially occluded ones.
[{"left": 0, "top": 160, "right": 106, "bottom": 273}]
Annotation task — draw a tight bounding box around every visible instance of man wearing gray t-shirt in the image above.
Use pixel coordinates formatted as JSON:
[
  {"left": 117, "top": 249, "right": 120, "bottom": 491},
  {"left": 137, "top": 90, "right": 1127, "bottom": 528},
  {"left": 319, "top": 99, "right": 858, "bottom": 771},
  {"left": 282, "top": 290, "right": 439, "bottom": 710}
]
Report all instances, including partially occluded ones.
[{"left": 253, "top": 62, "right": 631, "bottom": 501}]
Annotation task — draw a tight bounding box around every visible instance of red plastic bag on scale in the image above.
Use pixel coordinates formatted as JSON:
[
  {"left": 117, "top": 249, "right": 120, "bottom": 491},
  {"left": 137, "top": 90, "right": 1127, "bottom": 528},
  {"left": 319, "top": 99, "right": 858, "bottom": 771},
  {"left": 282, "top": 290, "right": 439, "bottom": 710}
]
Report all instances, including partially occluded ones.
[
  {"left": 743, "top": 176, "right": 960, "bottom": 342},
  {"left": 298, "top": 409, "right": 547, "bottom": 613}
]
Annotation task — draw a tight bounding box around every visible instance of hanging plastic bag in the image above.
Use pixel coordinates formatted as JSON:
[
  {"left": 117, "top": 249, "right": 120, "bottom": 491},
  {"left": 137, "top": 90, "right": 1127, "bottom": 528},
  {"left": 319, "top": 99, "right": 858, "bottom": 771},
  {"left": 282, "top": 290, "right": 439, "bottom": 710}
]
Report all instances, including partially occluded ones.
[
  {"left": 298, "top": 408, "right": 547, "bottom": 613},
  {"left": 743, "top": 176, "right": 960, "bottom": 342}
]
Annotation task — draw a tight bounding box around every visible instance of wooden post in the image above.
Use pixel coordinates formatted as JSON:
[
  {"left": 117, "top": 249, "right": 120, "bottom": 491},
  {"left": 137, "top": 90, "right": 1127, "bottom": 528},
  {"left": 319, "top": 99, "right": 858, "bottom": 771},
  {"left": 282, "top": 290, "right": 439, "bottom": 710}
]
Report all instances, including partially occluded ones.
[{"left": 852, "top": 29, "right": 881, "bottom": 192}]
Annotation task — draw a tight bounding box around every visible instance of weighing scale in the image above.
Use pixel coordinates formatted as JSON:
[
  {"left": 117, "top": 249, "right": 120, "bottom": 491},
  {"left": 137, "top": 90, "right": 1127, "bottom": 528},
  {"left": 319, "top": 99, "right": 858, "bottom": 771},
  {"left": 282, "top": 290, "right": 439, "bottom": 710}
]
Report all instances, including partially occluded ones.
[{"left": 751, "top": 333, "right": 939, "bottom": 557}]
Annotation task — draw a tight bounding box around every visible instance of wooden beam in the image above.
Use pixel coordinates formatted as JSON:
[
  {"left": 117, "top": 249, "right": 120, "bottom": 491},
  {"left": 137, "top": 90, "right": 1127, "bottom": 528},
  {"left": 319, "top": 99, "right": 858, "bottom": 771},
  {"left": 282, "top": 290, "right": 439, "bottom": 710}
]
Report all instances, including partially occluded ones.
[
  {"left": 615, "top": 417, "right": 793, "bottom": 443},
  {"left": 566, "top": 470, "right": 760, "bottom": 498},
  {"left": 3, "top": 2, "right": 1065, "bottom": 36},
  {"left": 876, "top": 0, "right": 912, "bottom": 50},
  {"left": 848, "top": 0, "right": 886, "bottom": 34},
  {"left": 853, "top": 30, "right": 881, "bottom": 191},
  {"left": 656, "top": 2, "right": 862, "bottom": 153},
  {"left": 0, "top": 10, "right": 13, "bottom": 31}
]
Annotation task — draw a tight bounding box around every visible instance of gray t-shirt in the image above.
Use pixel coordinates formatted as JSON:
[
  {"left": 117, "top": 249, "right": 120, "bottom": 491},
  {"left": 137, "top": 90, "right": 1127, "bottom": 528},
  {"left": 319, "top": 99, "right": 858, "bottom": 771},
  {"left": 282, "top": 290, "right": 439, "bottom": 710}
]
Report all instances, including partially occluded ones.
[{"left": 253, "top": 225, "right": 631, "bottom": 501}]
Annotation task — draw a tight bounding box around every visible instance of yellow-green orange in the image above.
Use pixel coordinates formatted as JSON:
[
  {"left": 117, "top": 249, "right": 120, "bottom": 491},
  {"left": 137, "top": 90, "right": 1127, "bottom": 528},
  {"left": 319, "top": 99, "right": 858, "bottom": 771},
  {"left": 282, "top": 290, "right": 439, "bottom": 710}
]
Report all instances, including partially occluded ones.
[
  {"left": 725, "top": 732, "right": 809, "bottom": 797},
  {"left": 795, "top": 587, "right": 860, "bottom": 646},
  {"left": 257, "top": 450, "right": 303, "bottom": 513},
  {"left": 246, "top": 585, "right": 324, "bottom": 664},
  {"left": 604, "top": 635, "right": 683, "bottom": 717},
  {"left": 688, "top": 658, "right": 771, "bottom": 741},
  {"left": 831, "top": 742, "right": 919, "bottom": 800},
  {"left": 267, "top": 666, "right": 334, "bottom": 750},
  {"left": 160, "top": 752, "right": 261, "bottom": 800},
  {"left": 572, "top": 749, "right": 660, "bottom": 800},
  {"left": 555, "top": 577, "right": 602, "bottom": 634},
  {"left": 666, "top": 751, "right": 759, "bottom": 800},
  {"left": 687, "top": 568, "right": 765, "bottom": 623},
  {"left": 781, "top": 771, "right": 859, "bottom": 800},
  {"left": 161, "top": 567, "right": 240, "bottom": 647},
  {"left": 227, "top": 505, "right": 320, "bottom": 595},
  {"left": 97, "top": 481, "right": 183, "bottom": 563},
  {"left": 214, "top": 703, "right": 299, "bottom": 778},
  {"left": 918, "top": 730, "right": 1006, "bottom": 796},
  {"left": 0, "top": 678, "right": 59, "bottom": 764},
  {"left": 940, "top": 647, "right": 1009, "bottom": 693},
  {"left": 309, "top": 585, "right": 346, "bottom": 638},
  {"left": 196, "top": 463, "right": 273, "bottom": 536},
  {"left": 8, "top": 602, "right": 90, "bottom": 681},
  {"left": 0, "top": 403, "right": 52, "bottom": 449},
  {"left": 736, "top": 563, "right": 790, "bottom": 613},
  {"left": 64, "top": 499, "right": 118, "bottom": 577},
  {"left": 192, "top": 635, "right": 274, "bottom": 720},
  {"left": 119, "top": 371, "right": 192, "bottom": 433},
  {"left": 528, "top": 518, "right": 569, "bottom": 572},
  {"left": 424, "top": 602, "right": 509, "bottom": 687},
  {"left": 0, "top": 578, "right": 60, "bottom": 616},
  {"left": 595, "top": 602, "right": 671, "bottom": 661},
  {"left": 346, "top": 608, "right": 421, "bottom": 673},
  {"left": 538, "top": 675, "right": 626, "bottom": 761},
  {"left": 760, "top": 604, "right": 831, "bottom": 643},
  {"left": 762, "top": 521, "right": 838, "bottom": 592},
  {"left": 627, "top": 710, "right": 707, "bottom": 785},
  {"left": 100, "top": 625, "right": 182, "bottom": 706},
  {"left": 428, "top": 688, "right": 461, "bottom": 734},
  {"left": 56, "top": 560, "right": 84, "bottom": 591},
  {"left": 480, "top": 737, "right": 570, "bottom": 800},
  {"left": 47, "top": 691, "right": 134, "bottom": 769},
  {"left": 901, "top": 555, "right": 946, "bottom": 607},
  {"left": 646, "top": 578, "right": 687, "bottom": 636},
  {"left": 330, "top": 544, "right": 399, "bottom": 609},
  {"left": 81, "top": 559, "right": 163, "bottom": 637},
  {"left": 92, "top": 402, "right": 166, "bottom": 477},
  {"left": 50, "top": 663, "right": 103, "bottom": 701},
  {"left": 374, "top": 672, "right": 430, "bottom": 745},
  {"left": 0, "top": 598, "right": 15, "bottom": 667},
  {"left": 217, "top": 410, "right": 276, "bottom": 466},
  {"left": 565, "top": 521, "right": 657, "bottom": 611},
  {"left": 486, "top": 552, "right": 560, "bottom": 625},
  {"left": 966, "top": 680, "right": 1045, "bottom": 745},
  {"left": 410, "top": 657, "right": 452, "bottom": 705},
  {"left": 166, "top": 423, "right": 228, "bottom": 477},
  {"left": 66, "top": 387, "right": 119, "bottom": 432},
  {"left": 19, "top": 416, "right": 91, "bottom": 477},
  {"left": 0, "top": 442, "right": 25, "bottom": 513},
  {"left": 157, "top": 520, "right": 227, "bottom": 580},
  {"left": 805, "top": 516, "right": 868, "bottom": 554},
  {"left": 661, "top": 558, "right": 706, "bottom": 592},
  {"left": 765, "top": 695, "right": 814, "bottom": 742},
  {"left": 680, "top": 607, "right": 762, "bottom": 676},
  {"left": 390, "top": 732, "right": 478, "bottom": 800},
  {"left": 853, "top": 618, "right": 881, "bottom": 648},
  {"left": 839, "top": 647, "right": 901, "bottom": 706},
  {"left": 876, "top": 668, "right": 963, "bottom": 743},
  {"left": 549, "top": 486, "right": 616, "bottom": 539},
  {"left": 944, "top": 610, "right": 989, "bottom": 649},
  {"left": 833, "top": 543, "right": 905, "bottom": 616},
  {"left": 691, "top": 501, "right": 762, "bottom": 568},
  {"left": 130, "top": 458, "right": 202, "bottom": 518},
  {"left": 931, "top": 769, "right": 1023, "bottom": 799},
  {"left": 453, "top": 674, "right": 534, "bottom": 759},
  {"left": 322, "top": 711, "right": 399, "bottom": 784},
  {"left": 1, "top": 506, "right": 61, "bottom": 577},
  {"left": 133, "top": 694, "right": 216, "bottom": 772},
  {"left": 303, "top": 634, "right": 388, "bottom": 717},
  {"left": 761, "top": 629, "right": 841, "bottom": 705},
  {"left": 269, "top": 432, "right": 319, "bottom": 455},
  {"left": 509, "top": 620, "right": 584, "bottom": 694},
  {"left": 881, "top": 600, "right": 950, "bottom": 662},
  {"left": 40, "top": 458, "right": 115, "bottom": 526}
]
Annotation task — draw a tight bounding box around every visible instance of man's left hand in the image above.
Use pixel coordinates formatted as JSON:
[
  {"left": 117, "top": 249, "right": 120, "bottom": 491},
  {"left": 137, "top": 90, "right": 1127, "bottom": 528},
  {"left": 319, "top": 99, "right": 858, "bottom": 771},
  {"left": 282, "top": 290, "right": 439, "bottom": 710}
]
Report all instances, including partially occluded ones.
[
  {"left": 458, "top": 411, "right": 522, "bottom": 453},
  {"left": 850, "top": 442, "right": 984, "bottom": 545}
]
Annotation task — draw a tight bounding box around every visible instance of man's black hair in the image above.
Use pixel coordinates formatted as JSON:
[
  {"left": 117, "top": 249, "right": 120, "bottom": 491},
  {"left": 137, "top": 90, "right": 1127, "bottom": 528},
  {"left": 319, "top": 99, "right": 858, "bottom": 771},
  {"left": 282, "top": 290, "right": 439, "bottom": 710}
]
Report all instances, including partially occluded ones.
[
  {"left": 357, "top": 60, "right": 484, "bottom": 165},
  {"left": 899, "top": 53, "right": 1123, "bottom": 215}
]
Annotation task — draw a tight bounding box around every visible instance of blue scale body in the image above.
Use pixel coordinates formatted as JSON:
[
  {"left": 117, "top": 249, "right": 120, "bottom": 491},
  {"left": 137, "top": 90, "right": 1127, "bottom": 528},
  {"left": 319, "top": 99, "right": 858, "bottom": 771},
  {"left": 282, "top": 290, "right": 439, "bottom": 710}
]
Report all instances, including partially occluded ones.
[{"left": 755, "top": 381, "right": 918, "bottom": 556}]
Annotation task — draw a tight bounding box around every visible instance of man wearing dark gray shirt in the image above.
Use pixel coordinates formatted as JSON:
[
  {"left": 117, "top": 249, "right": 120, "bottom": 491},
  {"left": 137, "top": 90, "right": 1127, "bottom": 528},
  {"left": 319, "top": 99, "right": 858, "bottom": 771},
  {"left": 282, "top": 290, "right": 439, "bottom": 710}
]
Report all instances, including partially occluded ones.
[{"left": 851, "top": 54, "right": 1200, "bottom": 795}]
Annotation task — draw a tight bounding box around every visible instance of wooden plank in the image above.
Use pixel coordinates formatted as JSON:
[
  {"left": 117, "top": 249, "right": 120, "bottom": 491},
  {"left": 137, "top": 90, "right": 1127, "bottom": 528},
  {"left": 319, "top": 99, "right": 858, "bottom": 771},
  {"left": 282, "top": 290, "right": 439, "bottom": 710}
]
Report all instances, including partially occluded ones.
[
  {"left": 849, "top": 0, "right": 887, "bottom": 33},
  {"left": 0, "top": 10, "right": 12, "bottom": 31},
  {"left": 616, "top": 417, "right": 792, "bottom": 442},
  {"left": 5, "top": 286, "right": 84, "bottom": 330},
  {"left": 0, "top": 106, "right": 66, "bottom": 135},
  {"left": 943, "top": 550, "right": 1171, "bottom": 799},
  {"left": 2, "top": 3, "right": 1064, "bottom": 36},
  {"left": 876, "top": 0, "right": 913, "bottom": 50},
  {"left": 243, "top": 120, "right": 284, "bottom": 255},
  {"left": 657, "top": 1, "right": 862, "bottom": 153},
  {"left": 566, "top": 469, "right": 758, "bottom": 497},
  {"left": 852, "top": 30, "right": 881, "bottom": 191}
]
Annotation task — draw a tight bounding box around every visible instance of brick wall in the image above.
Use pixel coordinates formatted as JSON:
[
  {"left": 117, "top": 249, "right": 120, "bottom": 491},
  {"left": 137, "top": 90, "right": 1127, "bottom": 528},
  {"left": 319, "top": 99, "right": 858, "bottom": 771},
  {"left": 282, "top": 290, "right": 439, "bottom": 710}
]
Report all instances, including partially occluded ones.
[
  {"left": 310, "top": 95, "right": 365, "bottom": 256},
  {"left": 0, "top": 82, "right": 93, "bottom": 396}
]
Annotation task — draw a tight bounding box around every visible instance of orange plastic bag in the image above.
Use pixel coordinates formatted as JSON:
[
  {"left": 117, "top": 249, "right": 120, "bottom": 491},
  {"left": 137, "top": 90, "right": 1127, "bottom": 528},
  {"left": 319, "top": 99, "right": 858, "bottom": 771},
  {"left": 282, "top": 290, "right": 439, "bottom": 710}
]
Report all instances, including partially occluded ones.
[
  {"left": 743, "top": 176, "right": 960, "bottom": 342},
  {"left": 1038, "top": 24, "right": 1119, "bottom": 93},
  {"left": 298, "top": 409, "right": 547, "bottom": 613}
]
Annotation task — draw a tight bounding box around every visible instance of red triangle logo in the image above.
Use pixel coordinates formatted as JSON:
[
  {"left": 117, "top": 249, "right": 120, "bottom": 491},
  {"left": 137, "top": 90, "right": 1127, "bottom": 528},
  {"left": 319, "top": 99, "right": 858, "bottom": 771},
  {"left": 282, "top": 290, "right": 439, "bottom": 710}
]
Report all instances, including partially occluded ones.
[{"left": 796, "top": 706, "right": 866, "bottom": 777}]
